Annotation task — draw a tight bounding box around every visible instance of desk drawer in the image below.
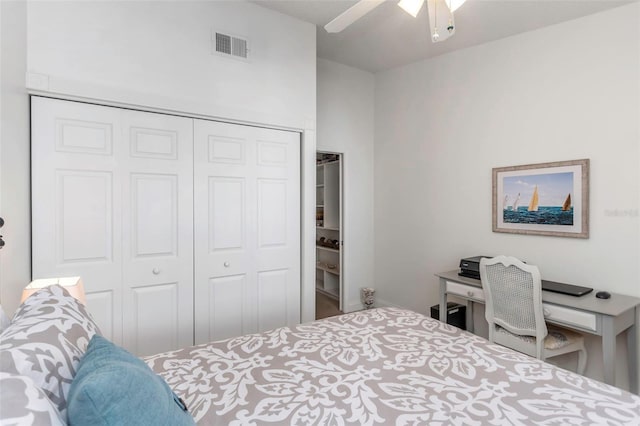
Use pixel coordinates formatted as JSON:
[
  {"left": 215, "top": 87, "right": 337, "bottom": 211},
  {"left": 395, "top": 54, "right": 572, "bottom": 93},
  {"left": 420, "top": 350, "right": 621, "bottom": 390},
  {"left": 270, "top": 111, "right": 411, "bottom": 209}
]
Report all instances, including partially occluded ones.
[
  {"left": 446, "top": 281, "right": 485, "bottom": 302},
  {"left": 542, "top": 303, "right": 597, "bottom": 332}
]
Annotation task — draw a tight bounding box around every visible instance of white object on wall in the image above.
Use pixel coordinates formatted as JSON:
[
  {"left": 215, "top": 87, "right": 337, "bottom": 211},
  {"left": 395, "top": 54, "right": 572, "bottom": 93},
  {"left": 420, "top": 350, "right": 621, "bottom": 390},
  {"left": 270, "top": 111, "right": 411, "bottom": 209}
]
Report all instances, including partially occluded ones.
[{"left": 212, "top": 30, "right": 249, "bottom": 61}]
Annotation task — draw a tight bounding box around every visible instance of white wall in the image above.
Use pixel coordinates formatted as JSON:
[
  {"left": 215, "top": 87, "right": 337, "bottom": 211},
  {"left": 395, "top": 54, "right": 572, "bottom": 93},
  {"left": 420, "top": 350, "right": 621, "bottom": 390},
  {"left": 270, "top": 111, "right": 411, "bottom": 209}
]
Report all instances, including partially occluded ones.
[
  {"left": 1, "top": 1, "right": 318, "bottom": 321},
  {"left": 27, "top": 1, "right": 316, "bottom": 129},
  {"left": 317, "top": 58, "right": 375, "bottom": 312},
  {"left": 0, "top": 1, "right": 30, "bottom": 317},
  {"left": 374, "top": 3, "right": 639, "bottom": 387}
]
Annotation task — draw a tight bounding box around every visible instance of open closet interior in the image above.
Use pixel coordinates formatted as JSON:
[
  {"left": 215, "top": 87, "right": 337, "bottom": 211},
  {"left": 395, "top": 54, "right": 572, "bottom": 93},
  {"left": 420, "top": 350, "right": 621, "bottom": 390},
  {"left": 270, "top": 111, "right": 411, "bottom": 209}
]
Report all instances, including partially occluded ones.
[{"left": 315, "top": 152, "right": 343, "bottom": 319}]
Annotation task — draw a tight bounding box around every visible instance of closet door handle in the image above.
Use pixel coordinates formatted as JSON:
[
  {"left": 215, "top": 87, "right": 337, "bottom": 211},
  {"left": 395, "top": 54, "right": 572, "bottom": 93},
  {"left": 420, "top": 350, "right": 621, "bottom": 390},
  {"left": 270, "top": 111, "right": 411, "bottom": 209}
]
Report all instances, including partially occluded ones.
[
  {"left": 0, "top": 217, "right": 5, "bottom": 249},
  {"left": 152, "top": 268, "right": 160, "bottom": 275},
  {"left": 224, "top": 262, "right": 230, "bottom": 267}
]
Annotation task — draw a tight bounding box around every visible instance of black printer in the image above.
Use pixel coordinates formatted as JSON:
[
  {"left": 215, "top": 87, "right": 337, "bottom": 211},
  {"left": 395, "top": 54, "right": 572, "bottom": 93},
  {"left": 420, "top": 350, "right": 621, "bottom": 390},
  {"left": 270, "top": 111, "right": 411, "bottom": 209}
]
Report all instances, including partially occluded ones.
[{"left": 458, "top": 256, "right": 492, "bottom": 280}]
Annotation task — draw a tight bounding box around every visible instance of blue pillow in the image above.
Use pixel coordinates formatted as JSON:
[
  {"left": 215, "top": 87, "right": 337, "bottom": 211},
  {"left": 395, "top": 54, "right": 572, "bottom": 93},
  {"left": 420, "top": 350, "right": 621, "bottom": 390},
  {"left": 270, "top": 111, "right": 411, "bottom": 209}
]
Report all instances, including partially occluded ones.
[{"left": 67, "top": 335, "right": 194, "bottom": 426}]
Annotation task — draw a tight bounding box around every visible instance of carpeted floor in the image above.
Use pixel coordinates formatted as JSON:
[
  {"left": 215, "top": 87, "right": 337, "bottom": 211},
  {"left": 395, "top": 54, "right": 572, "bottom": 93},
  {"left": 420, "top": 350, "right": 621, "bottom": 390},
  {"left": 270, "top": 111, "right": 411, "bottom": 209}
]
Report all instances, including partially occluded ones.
[{"left": 316, "top": 291, "right": 343, "bottom": 319}]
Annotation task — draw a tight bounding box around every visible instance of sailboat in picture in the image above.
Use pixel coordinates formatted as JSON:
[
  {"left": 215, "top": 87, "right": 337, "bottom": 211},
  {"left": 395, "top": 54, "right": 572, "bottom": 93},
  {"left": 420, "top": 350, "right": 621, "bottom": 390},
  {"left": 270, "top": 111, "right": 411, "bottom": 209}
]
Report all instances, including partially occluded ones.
[
  {"left": 503, "top": 195, "right": 510, "bottom": 210},
  {"left": 562, "top": 193, "right": 572, "bottom": 211},
  {"left": 528, "top": 186, "right": 539, "bottom": 212},
  {"left": 512, "top": 193, "right": 520, "bottom": 211}
]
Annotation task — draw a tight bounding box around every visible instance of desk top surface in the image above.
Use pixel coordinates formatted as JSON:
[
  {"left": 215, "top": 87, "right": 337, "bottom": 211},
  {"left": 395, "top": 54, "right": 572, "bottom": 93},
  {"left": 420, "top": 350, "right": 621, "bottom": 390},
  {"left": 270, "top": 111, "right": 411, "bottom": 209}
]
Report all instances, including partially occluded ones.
[{"left": 436, "top": 270, "right": 640, "bottom": 317}]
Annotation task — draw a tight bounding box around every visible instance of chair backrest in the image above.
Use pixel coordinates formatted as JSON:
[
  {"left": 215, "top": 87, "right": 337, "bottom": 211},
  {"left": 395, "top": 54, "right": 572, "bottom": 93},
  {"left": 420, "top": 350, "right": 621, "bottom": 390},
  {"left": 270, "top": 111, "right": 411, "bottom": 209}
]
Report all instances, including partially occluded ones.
[{"left": 480, "top": 255, "right": 547, "bottom": 358}]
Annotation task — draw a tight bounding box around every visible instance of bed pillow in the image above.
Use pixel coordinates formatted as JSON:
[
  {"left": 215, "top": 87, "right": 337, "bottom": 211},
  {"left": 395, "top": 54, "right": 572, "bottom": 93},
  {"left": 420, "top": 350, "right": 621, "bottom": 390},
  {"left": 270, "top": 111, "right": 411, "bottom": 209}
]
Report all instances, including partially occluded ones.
[
  {"left": 67, "top": 335, "right": 195, "bottom": 426},
  {"left": 0, "top": 372, "right": 65, "bottom": 425},
  {"left": 0, "top": 304, "right": 10, "bottom": 333},
  {"left": 0, "top": 284, "right": 101, "bottom": 418}
]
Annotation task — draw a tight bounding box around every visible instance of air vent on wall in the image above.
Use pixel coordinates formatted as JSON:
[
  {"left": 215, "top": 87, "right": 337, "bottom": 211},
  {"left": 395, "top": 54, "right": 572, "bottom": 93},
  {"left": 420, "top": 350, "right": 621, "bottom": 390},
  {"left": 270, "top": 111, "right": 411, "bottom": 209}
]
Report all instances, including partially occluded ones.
[{"left": 213, "top": 31, "right": 249, "bottom": 60}]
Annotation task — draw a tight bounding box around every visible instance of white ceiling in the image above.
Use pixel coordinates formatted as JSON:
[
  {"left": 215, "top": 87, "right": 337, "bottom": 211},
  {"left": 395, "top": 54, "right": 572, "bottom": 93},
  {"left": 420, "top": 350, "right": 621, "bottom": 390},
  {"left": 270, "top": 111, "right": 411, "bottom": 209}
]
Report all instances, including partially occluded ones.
[{"left": 253, "top": 0, "right": 635, "bottom": 73}]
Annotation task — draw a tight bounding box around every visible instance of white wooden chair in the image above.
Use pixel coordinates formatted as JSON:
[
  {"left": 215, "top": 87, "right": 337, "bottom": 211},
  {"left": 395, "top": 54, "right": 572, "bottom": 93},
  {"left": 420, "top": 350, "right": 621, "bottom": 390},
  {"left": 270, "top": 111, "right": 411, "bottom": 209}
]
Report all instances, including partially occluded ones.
[{"left": 479, "top": 255, "right": 586, "bottom": 374}]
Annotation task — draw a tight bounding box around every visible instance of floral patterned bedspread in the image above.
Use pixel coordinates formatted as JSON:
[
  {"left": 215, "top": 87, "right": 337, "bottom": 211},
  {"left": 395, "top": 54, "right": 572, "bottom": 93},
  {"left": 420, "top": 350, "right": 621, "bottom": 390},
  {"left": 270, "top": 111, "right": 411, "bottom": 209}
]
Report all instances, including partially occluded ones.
[{"left": 144, "top": 307, "right": 640, "bottom": 425}]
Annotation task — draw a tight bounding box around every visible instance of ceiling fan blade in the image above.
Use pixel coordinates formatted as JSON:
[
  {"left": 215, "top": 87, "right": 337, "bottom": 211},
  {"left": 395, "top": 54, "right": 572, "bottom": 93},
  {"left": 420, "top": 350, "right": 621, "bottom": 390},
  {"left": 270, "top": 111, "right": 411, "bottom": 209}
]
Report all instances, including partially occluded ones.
[
  {"left": 324, "top": 0, "right": 386, "bottom": 33},
  {"left": 398, "top": 0, "right": 425, "bottom": 18}
]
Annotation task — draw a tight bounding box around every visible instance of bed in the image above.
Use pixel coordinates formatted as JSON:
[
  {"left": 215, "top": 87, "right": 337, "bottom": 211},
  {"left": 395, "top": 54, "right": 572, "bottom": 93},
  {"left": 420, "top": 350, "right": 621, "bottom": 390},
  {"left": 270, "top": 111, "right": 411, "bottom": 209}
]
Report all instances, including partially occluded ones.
[
  {"left": 145, "top": 307, "right": 640, "bottom": 425},
  {"left": 1, "top": 285, "right": 639, "bottom": 425}
]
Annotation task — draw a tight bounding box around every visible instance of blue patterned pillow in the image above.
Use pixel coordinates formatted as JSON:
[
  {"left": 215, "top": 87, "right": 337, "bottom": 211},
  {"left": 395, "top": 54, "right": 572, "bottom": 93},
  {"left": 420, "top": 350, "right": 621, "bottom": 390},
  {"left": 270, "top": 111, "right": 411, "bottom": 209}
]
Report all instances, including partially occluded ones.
[{"left": 67, "top": 335, "right": 195, "bottom": 425}]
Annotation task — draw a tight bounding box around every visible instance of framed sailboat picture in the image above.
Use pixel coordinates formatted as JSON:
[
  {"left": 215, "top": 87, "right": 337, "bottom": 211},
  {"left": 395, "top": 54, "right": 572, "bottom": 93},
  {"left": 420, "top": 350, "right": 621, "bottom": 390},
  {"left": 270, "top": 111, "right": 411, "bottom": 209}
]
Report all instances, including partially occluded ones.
[{"left": 492, "top": 159, "right": 589, "bottom": 238}]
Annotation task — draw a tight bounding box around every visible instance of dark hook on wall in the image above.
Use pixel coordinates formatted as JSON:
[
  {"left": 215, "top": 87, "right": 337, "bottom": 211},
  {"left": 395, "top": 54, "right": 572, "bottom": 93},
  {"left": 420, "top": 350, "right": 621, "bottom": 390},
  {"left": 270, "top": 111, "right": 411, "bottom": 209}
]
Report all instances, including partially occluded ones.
[{"left": 0, "top": 217, "right": 4, "bottom": 249}]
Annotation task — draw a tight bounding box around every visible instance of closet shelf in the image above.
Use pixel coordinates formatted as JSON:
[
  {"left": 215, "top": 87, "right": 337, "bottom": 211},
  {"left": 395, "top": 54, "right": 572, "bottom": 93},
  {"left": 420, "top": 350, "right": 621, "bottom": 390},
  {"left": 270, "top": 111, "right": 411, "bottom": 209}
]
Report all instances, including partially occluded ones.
[
  {"left": 316, "top": 262, "right": 340, "bottom": 275},
  {"left": 316, "top": 287, "right": 339, "bottom": 300},
  {"left": 317, "top": 160, "right": 340, "bottom": 167},
  {"left": 316, "top": 245, "right": 339, "bottom": 253}
]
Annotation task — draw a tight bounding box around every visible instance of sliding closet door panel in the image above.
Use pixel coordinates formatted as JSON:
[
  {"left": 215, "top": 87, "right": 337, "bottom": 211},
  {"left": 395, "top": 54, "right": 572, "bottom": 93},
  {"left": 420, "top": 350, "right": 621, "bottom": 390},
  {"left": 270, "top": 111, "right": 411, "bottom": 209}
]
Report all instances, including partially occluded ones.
[
  {"left": 121, "top": 110, "right": 193, "bottom": 356},
  {"left": 194, "top": 120, "right": 300, "bottom": 344},
  {"left": 34, "top": 97, "right": 298, "bottom": 352},
  {"left": 33, "top": 97, "right": 194, "bottom": 355},
  {"left": 194, "top": 122, "right": 253, "bottom": 343},
  {"left": 254, "top": 130, "right": 300, "bottom": 333},
  {"left": 31, "top": 97, "right": 123, "bottom": 344}
]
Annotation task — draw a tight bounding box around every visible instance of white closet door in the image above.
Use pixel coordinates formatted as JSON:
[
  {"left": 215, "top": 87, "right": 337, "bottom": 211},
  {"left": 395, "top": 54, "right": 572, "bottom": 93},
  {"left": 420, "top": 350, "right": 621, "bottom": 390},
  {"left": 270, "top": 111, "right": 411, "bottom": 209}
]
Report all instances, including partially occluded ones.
[
  {"left": 194, "top": 120, "right": 300, "bottom": 343},
  {"left": 120, "top": 110, "right": 194, "bottom": 356},
  {"left": 32, "top": 97, "right": 124, "bottom": 344},
  {"left": 32, "top": 97, "right": 194, "bottom": 355}
]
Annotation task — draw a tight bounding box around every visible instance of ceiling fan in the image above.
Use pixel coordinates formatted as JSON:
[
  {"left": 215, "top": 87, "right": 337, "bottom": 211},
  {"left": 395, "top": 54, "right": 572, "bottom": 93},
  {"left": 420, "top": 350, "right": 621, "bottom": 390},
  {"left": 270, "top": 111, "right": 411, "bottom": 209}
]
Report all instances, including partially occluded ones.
[{"left": 324, "top": 0, "right": 468, "bottom": 43}]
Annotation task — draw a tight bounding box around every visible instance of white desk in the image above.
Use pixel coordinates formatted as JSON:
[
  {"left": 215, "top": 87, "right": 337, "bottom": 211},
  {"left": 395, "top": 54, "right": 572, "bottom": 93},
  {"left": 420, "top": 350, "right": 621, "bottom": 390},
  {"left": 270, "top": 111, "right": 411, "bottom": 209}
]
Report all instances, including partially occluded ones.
[{"left": 436, "top": 270, "right": 640, "bottom": 394}]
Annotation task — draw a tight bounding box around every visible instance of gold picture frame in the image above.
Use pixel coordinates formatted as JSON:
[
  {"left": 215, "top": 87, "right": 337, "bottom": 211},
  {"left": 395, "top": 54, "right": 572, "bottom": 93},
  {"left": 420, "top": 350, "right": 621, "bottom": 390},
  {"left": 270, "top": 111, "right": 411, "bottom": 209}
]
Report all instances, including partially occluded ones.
[{"left": 492, "top": 159, "right": 589, "bottom": 238}]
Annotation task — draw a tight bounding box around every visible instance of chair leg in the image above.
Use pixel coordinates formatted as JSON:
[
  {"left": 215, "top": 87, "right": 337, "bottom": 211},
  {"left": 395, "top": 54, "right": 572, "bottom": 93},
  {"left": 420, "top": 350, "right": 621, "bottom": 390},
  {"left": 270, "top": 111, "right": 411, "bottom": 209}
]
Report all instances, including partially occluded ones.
[{"left": 577, "top": 347, "right": 587, "bottom": 375}]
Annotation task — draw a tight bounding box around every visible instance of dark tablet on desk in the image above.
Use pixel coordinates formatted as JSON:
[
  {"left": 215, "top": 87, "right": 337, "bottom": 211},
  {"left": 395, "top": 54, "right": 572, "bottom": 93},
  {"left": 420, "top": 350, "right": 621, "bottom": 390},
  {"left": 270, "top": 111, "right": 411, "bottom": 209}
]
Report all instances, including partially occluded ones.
[{"left": 542, "top": 280, "right": 593, "bottom": 297}]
